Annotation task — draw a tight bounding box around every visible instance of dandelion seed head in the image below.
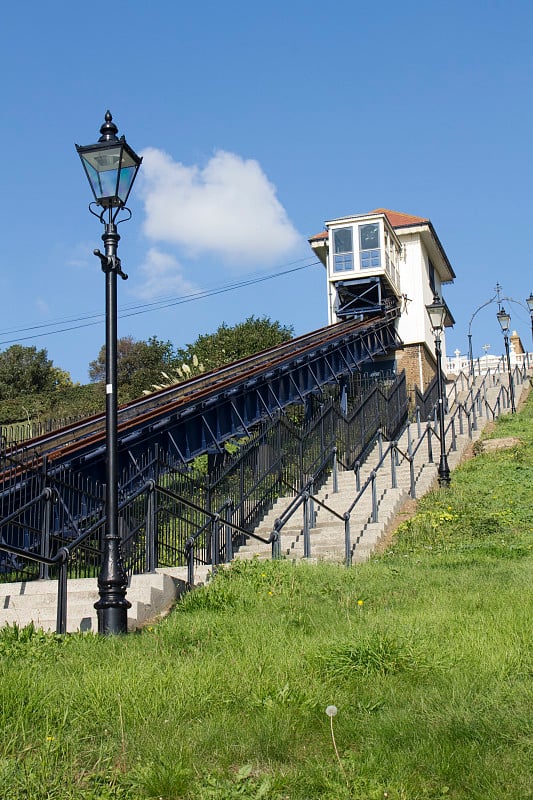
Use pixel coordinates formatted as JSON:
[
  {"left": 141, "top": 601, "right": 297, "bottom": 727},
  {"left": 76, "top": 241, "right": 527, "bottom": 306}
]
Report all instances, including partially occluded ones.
[{"left": 325, "top": 705, "right": 338, "bottom": 717}]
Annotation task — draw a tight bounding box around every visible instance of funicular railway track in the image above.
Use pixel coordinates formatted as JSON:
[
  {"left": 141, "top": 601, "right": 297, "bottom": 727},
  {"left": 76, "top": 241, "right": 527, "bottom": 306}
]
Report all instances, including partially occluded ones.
[{"left": 2, "top": 311, "right": 399, "bottom": 476}]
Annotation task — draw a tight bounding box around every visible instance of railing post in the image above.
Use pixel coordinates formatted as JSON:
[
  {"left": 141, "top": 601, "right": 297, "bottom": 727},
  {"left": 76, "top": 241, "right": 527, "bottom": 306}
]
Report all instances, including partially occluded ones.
[
  {"left": 416, "top": 407, "right": 421, "bottom": 438},
  {"left": 371, "top": 471, "right": 378, "bottom": 523},
  {"left": 426, "top": 424, "right": 433, "bottom": 463},
  {"left": 391, "top": 444, "right": 397, "bottom": 488},
  {"left": 271, "top": 527, "right": 281, "bottom": 560},
  {"left": 354, "top": 461, "right": 361, "bottom": 493},
  {"left": 211, "top": 515, "right": 221, "bottom": 566},
  {"left": 224, "top": 502, "right": 233, "bottom": 563},
  {"left": 186, "top": 539, "right": 195, "bottom": 587},
  {"left": 145, "top": 480, "right": 157, "bottom": 573},
  {"left": 472, "top": 401, "right": 478, "bottom": 431},
  {"left": 378, "top": 429, "right": 383, "bottom": 461},
  {"left": 308, "top": 481, "right": 315, "bottom": 529},
  {"left": 40, "top": 487, "right": 53, "bottom": 581},
  {"left": 56, "top": 548, "right": 68, "bottom": 635},
  {"left": 303, "top": 493, "right": 311, "bottom": 558},
  {"left": 344, "top": 513, "right": 351, "bottom": 566},
  {"left": 332, "top": 447, "right": 338, "bottom": 494},
  {"left": 451, "top": 418, "right": 457, "bottom": 452},
  {"left": 239, "top": 460, "right": 245, "bottom": 530},
  {"left": 409, "top": 457, "right": 416, "bottom": 499}
]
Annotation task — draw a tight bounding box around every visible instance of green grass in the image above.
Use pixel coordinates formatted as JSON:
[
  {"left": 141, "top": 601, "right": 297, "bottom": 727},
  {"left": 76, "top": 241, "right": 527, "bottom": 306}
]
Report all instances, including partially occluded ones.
[{"left": 1, "top": 397, "right": 533, "bottom": 799}]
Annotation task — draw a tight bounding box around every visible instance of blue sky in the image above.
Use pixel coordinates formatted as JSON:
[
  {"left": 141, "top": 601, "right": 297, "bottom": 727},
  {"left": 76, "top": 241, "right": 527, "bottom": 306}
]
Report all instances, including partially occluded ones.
[{"left": 1, "top": 1, "right": 532, "bottom": 383}]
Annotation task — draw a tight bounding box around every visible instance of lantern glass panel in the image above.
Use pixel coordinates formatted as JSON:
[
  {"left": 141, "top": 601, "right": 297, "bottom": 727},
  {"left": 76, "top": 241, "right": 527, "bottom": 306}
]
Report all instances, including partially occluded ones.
[{"left": 426, "top": 296, "right": 446, "bottom": 331}]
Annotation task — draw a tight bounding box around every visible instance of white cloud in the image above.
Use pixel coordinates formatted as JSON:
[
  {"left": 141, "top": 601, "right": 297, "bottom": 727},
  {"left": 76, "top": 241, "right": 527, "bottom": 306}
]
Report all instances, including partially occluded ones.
[
  {"left": 136, "top": 248, "right": 200, "bottom": 300},
  {"left": 139, "top": 147, "right": 302, "bottom": 265}
]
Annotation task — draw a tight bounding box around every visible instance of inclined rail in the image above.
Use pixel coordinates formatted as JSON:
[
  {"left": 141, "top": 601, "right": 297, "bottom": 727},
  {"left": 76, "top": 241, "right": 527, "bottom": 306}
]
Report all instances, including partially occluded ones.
[{"left": 2, "top": 309, "right": 401, "bottom": 483}]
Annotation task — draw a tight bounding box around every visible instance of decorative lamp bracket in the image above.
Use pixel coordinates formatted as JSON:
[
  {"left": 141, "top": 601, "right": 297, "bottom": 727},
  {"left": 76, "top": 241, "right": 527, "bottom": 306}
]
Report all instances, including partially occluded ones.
[{"left": 93, "top": 249, "right": 128, "bottom": 280}]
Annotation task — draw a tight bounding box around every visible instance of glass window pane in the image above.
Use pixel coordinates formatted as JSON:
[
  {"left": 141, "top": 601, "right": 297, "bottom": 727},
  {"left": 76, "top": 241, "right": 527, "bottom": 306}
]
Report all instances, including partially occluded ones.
[
  {"left": 360, "top": 249, "right": 381, "bottom": 269},
  {"left": 359, "top": 223, "right": 380, "bottom": 251},
  {"left": 334, "top": 228, "right": 353, "bottom": 254},
  {"left": 334, "top": 253, "right": 353, "bottom": 271}
]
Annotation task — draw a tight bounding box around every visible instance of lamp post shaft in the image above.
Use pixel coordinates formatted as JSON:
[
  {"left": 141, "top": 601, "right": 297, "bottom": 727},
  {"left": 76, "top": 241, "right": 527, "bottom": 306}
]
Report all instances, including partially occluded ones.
[
  {"left": 503, "top": 333, "right": 516, "bottom": 414},
  {"left": 435, "top": 332, "right": 451, "bottom": 487},
  {"left": 94, "top": 218, "right": 130, "bottom": 634},
  {"left": 467, "top": 332, "right": 473, "bottom": 377}
]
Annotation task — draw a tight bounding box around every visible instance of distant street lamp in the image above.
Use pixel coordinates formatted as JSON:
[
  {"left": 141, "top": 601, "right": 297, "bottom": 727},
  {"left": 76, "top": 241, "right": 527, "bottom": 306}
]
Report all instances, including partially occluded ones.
[
  {"left": 526, "top": 293, "right": 533, "bottom": 346},
  {"left": 496, "top": 306, "right": 516, "bottom": 414},
  {"left": 426, "top": 294, "right": 451, "bottom": 487},
  {"left": 467, "top": 284, "right": 501, "bottom": 376},
  {"left": 76, "top": 111, "right": 142, "bottom": 634}
]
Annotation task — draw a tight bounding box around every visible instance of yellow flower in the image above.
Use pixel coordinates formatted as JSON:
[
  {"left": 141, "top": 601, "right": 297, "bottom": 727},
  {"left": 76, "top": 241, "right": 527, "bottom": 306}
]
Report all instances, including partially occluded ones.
[{"left": 357, "top": 599, "right": 364, "bottom": 606}]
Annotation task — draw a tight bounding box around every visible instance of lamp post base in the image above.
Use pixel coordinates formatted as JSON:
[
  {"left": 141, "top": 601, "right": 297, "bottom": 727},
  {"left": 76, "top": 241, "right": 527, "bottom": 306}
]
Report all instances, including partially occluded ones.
[
  {"left": 437, "top": 455, "right": 451, "bottom": 488},
  {"left": 94, "top": 536, "right": 131, "bottom": 635}
]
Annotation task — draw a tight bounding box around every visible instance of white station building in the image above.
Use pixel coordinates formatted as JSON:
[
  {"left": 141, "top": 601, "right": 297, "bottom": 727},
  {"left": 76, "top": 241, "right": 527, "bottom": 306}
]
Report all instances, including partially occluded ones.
[{"left": 309, "top": 208, "right": 456, "bottom": 391}]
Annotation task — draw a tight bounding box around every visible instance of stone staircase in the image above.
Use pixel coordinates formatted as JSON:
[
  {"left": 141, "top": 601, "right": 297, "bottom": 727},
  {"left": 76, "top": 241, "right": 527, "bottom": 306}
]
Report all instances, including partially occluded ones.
[
  {"left": 235, "top": 373, "right": 530, "bottom": 565},
  {"left": 0, "top": 566, "right": 211, "bottom": 634},
  {"left": 0, "top": 369, "right": 528, "bottom": 633}
]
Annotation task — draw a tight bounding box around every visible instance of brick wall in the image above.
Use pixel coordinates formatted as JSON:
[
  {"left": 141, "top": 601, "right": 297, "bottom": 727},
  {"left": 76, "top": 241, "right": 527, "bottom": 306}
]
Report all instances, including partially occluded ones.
[{"left": 396, "top": 343, "right": 436, "bottom": 396}]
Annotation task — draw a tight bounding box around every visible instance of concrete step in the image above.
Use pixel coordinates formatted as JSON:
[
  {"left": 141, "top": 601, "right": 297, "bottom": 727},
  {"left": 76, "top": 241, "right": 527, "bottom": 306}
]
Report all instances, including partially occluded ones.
[
  {"left": 0, "top": 565, "right": 211, "bottom": 634},
  {"left": 236, "top": 390, "right": 512, "bottom": 566}
]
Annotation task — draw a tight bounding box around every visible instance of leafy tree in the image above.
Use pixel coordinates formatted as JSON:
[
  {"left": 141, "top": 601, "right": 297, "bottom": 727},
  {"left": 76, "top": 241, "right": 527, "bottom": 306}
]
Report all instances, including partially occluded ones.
[
  {"left": 144, "top": 354, "right": 205, "bottom": 394},
  {"left": 0, "top": 345, "right": 67, "bottom": 401},
  {"left": 89, "top": 335, "right": 177, "bottom": 401},
  {"left": 176, "top": 316, "right": 294, "bottom": 372}
]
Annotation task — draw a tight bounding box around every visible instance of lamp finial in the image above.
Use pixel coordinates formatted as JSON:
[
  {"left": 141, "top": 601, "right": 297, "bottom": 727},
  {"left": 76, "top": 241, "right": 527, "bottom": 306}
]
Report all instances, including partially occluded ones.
[{"left": 99, "top": 111, "right": 119, "bottom": 143}]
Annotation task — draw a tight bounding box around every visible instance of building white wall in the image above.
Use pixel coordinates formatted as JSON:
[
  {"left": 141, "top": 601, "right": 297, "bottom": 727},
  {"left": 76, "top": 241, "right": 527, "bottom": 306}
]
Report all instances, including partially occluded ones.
[{"left": 396, "top": 231, "right": 448, "bottom": 363}]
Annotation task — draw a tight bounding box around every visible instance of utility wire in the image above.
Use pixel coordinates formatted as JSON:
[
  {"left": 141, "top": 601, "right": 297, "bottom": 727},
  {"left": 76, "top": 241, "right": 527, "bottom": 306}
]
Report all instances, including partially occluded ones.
[{"left": 0, "top": 259, "right": 321, "bottom": 345}]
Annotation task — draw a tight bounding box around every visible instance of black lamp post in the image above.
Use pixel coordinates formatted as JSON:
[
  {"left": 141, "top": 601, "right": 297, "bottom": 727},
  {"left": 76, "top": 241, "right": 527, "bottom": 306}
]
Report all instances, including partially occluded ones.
[
  {"left": 426, "top": 293, "right": 451, "bottom": 487},
  {"left": 76, "top": 112, "right": 142, "bottom": 634},
  {"left": 526, "top": 293, "right": 533, "bottom": 346},
  {"left": 496, "top": 306, "right": 516, "bottom": 414}
]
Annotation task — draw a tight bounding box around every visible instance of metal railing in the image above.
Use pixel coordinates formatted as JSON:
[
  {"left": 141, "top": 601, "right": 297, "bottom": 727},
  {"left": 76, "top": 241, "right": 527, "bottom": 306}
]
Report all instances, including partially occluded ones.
[
  {"left": 0, "top": 373, "right": 408, "bottom": 629},
  {"left": 254, "top": 358, "right": 530, "bottom": 565},
  {"left": 0, "top": 360, "right": 529, "bottom": 632}
]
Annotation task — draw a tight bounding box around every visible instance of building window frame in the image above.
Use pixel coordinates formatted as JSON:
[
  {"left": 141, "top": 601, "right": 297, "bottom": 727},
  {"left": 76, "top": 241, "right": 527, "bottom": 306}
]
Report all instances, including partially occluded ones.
[
  {"left": 333, "top": 227, "right": 354, "bottom": 272},
  {"left": 359, "top": 223, "right": 381, "bottom": 269}
]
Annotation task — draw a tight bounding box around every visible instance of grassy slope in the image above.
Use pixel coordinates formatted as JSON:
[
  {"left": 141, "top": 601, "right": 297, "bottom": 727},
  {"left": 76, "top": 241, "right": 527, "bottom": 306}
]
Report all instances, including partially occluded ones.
[{"left": 0, "top": 396, "right": 532, "bottom": 799}]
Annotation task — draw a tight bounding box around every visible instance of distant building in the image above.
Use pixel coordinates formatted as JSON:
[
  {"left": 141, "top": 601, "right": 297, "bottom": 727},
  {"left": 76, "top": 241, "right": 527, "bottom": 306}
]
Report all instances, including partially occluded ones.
[{"left": 309, "top": 208, "right": 455, "bottom": 391}]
